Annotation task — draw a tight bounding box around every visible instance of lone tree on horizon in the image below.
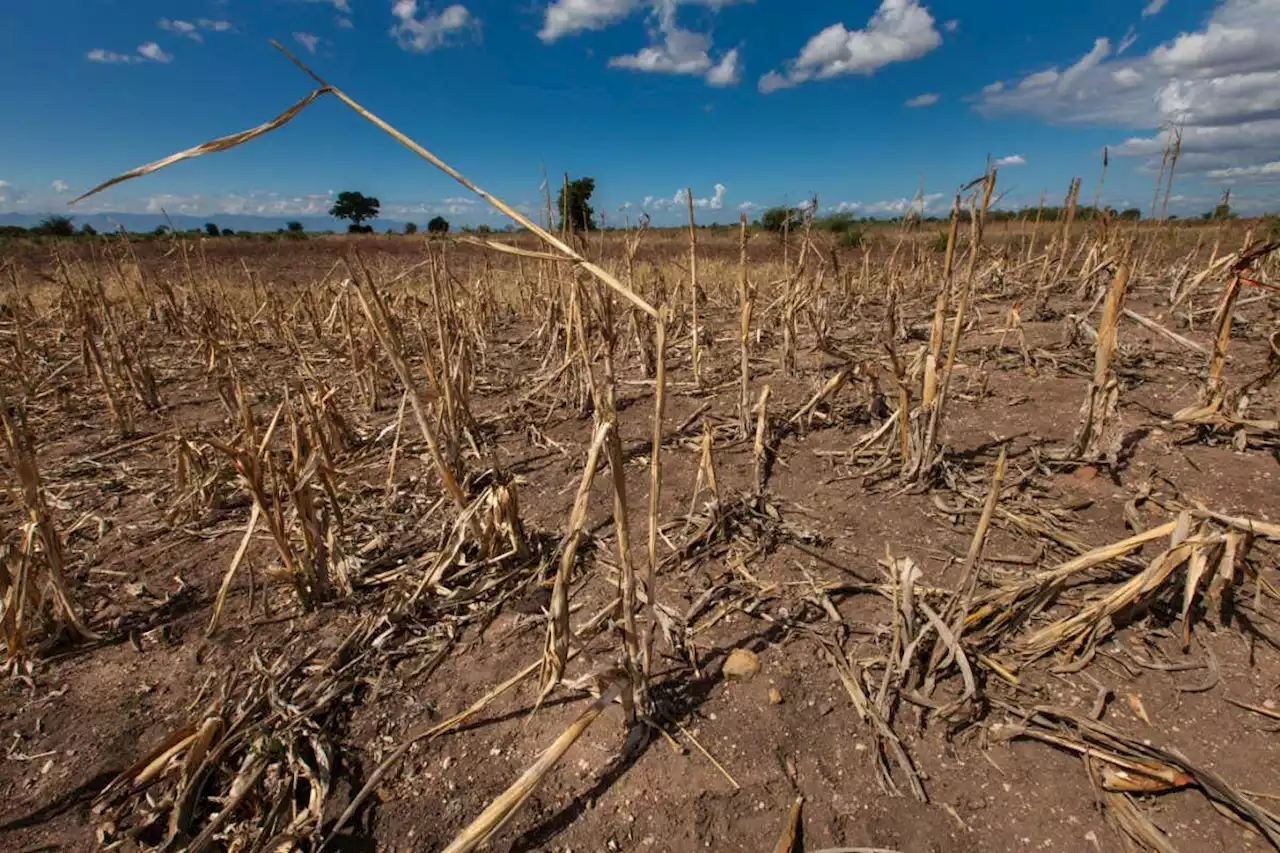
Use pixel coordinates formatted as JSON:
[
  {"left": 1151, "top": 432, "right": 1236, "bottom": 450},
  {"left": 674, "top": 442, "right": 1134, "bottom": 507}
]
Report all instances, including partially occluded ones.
[
  {"left": 557, "top": 177, "right": 595, "bottom": 232},
  {"left": 330, "top": 191, "right": 380, "bottom": 233},
  {"left": 427, "top": 215, "right": 450, "bottom": 235}
]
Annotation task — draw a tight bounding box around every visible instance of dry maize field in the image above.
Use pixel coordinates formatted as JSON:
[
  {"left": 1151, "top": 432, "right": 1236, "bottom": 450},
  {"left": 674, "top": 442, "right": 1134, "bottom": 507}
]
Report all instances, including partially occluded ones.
[{"left": 4, "top": 78, "right": 1280, "bottom": 853}]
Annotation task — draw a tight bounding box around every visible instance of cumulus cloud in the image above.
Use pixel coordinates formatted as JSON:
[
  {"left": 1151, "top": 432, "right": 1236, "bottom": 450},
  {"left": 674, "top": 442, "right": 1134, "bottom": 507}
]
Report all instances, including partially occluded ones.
[
  {"left": 52, "top": 180, "right": 70, "bottom": 194},
  {"left": 1142, "top": 0, "right": 1169, "bottom": 17},
  {"left": 607, "top": 1, "right": 744, "bottom": 86},
  {"left": 705, "top": 47, "right": 741, "bottom": 86},
  {"left": 905, "top": 92, "right": 939, "bottom": 107},
  {"left": 390, "top": 2, "right": 477, "bottom": 53},
  {"left": 758, "top": 0, "right": 943, "bottom": 93},
  {"left": 865, "top": 192, "right": 944, "bottom": 215},
  {"left": 643, "top": 184, "right": 727, "bottom": 211},
  {"left": 137, "top": 43, "right": 174, "bottom": 63},
  {"left": 159, "top": 19, "right": 203, "bottom": 42},
  {"left": 541, "top": 0, "right": 641, "bottom": 41},
  {"left": 994, "top": 154, "right": 1026, "bottom": 166},
  {"left": 294, "top": 32, "right": 322, "bottom": 54},
  {"left": 973, "top": 0, "right": 1280, "bottom": 177},
  {"left": 198, "top": 20, "right": 235, "bottom": 32},
  {"left": 539, "top": 0, "right": 747, "bottom": 43}
]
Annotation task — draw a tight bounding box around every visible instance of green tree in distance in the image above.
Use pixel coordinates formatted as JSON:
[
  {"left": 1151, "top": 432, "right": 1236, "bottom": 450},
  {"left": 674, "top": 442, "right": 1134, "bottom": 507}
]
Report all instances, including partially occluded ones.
[
  {"left": 330, "top": 191, "right": 380, "bottom": 233},
  {"left": 1203, "top": 202, "right": 1236, "bottom": 221},
  {"left": 286, "top": 221, "right": 305, "bottom": 233},
  {"left": 761, "top": 206, "right": 800, "bottom": 234},
  {"left": 33, "top": 215, "right": 76, "bottom": 237},
  {"left": 404, "top": 222, "right": 418, "bottom": 235},
  {"left": 204, "top": 222, "right": 221, "bottom": 237},
  {"left": 427, "top": 216, "right": 450, "bottom": 235},
  {"left": 557, "top": 177, "right": 596, "bottom": 232}
]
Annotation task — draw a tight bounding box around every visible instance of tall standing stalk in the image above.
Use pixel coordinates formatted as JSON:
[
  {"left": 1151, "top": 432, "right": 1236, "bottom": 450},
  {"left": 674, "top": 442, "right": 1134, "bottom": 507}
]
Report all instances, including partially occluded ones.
[
  {"left": 737, "top": 213, "right": 753, "bottom": 438},
  {"left": 1091, "top": 147, "right": 1109, "bottom": 217},
  {"left": 914, "top": 167, "right": 996, "bottom": 482},
  {"left": 686, "top": 187, "right": 701, "bottom": 388},
  {"left": 1026, "top": 188, "right": 1046, "bottom": 264},
  {"left": 1150, "top": 127, "right": 1173, "bottom": 221},
  {"left": 1158, "top": 126, "right": 1183, "bottom": 226},
  {"left": 643, "top": 310, "right": 667, "bottom": 687},
  {"left": 1055, "top": 177, "right": 1083, "bottom": 281}
]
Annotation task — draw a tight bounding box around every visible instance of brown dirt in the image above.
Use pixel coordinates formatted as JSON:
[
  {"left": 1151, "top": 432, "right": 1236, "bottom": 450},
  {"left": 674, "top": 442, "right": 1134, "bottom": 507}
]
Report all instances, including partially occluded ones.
[{"left": 2, "top": 232, "right": 1279, "bottom": 853}]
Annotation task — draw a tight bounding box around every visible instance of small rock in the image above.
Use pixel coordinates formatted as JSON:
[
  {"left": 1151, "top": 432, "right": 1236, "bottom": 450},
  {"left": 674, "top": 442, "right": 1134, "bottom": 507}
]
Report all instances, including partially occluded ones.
[
  {"left": 768, "top": 687, "right": 784, "bottom": 705},
  {"left": 723, "top": 648, "right": 760, "bottom": 681}
]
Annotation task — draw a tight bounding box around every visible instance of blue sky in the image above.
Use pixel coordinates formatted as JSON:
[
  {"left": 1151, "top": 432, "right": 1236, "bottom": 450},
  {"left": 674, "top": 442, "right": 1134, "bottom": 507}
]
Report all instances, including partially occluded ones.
[{"left": 3, "top": 0, "right": 1279, "bottom": 226}]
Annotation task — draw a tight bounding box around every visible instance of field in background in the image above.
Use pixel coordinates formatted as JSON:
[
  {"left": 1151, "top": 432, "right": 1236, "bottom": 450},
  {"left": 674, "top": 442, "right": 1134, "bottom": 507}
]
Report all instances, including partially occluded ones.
[{"left": 1, "top": 210, "right": 1279, "bottom": 853}]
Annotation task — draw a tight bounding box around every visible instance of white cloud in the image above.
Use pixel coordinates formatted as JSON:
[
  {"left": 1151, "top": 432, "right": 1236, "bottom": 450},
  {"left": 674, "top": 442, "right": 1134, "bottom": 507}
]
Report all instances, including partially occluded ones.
[
  {"left": 705, "top": 183, "right": 727, "bottom": 209},
  {"left": 538, "top": 0, "right": 750, "bottom": 43},
  {"left": 1058, "top": 37, "right": 1110, "bottom": 90},
  {"left": 1142, "top": 0, "right": 1169, "bottom": 17},
  {"left": 738, "top": 201, "right": 757, "bottom": 212},
  {"left": 759, "top": 0, "right": 942, "bottom": 93},
  {"left": 159, "top": 19, "right": 202, "bottom": 42},
  {"left": 1118, "top": 26, "right": 1138, "bottom": 55},
  {"left": 608, "top": 2, "right": 743, "bottom": 86},
  {"left": 973, "top": 0, "right": 1280, "bottom": 177},
  {"left": 644, "top": 184, "right": 727, "bottom": 211},
  {"left": 337, "top": 16, "right": 355, "bottom": 28},
  {"left": 862, "top": 192, "right": 944, "bottom": 215},
  {"left": 981, "top": 80, "right": 1004, "bottom": 95},
  {"left": 705, "top": 47, "right": 741, "bottom": 86},
  {"left": 198, "top": 20, "right": 235, "bottom": 32},
  {"left": 87, "top": 49, "right": 138, "bottom": 64},
  {"left": 832, "top": 201, "right": 860, "bottom": 213},
  {"left": 541, "top": 0, "right": 642, "bottom": 41},
  {"left": 52, "top": 180, "right": 70, "bottom": 194},
  {"left": 994, "top": 154, "right": 1026, "bottom": 166},
  {"left": 137, "top": 42, "right": 174, "bottom": 63},
  {"left": 1206, "top": 159, "right": 1280, "bottom": 179},
  {"left": 390, "top": 2, "right": 477, "bottom": 53},
  {"left": 944, "top": 19, "right": 958, "bottom": 33},
  {"left": 758, "top": 70, "right": 790, "bottom": 93},
  {"left": 905, "top": 92, "right": 939, "bottom": 107},
  {"left": 1112, "top": 66, "right": 1143, "bottom": 87},
  {"left": 300, "top": 0, "right": 352, "bottom": 11},
  {"left": 294, "top": 32, "right": 321, "bottom": 54}
]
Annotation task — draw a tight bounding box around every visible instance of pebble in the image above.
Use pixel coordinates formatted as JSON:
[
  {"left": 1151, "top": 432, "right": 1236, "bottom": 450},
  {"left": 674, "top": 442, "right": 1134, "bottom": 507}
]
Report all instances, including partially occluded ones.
[{"left": 723, "top": 648, "right": 761, "bottom": 681}]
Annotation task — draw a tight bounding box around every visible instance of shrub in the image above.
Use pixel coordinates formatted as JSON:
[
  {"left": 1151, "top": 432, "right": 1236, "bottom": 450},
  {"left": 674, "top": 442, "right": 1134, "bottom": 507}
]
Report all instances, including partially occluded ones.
[
  {"left": 761, "top": 206, "right": 800, "bottom": 234},
  {"left": 404, "top": 222, "right": 418, "bottom": 235},
  {"left": 427, "top": 216, "right": 450, "bottom": 235},
  {"left": 32, "top": 215, "right": 76, "bottom": 237},
  {"left": 837, "top": 228, "right": 864, "bottom": 249}
]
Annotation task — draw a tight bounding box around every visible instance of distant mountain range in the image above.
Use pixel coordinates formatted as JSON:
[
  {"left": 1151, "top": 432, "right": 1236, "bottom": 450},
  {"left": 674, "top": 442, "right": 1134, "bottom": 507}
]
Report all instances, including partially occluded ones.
[{"left": 0, "top": 211, "right": 422, "bottom": 234}]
